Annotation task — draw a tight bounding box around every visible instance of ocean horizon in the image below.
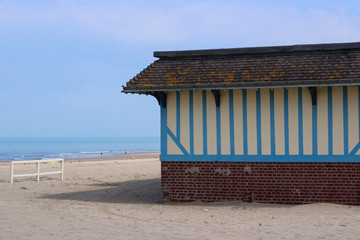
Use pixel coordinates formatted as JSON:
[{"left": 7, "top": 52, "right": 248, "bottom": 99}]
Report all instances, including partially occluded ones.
[{"left": 0, "top": 137, "right": 160, "bottom": 161}]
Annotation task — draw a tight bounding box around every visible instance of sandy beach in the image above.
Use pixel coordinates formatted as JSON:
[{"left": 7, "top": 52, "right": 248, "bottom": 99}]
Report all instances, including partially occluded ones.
[{"left": 1, "top": 153, "right": 360, "bottom": 240}]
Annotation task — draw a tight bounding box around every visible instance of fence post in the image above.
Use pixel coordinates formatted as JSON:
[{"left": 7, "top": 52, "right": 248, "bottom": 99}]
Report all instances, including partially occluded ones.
[
  {"left": 10, "top": 161, "right": 14, "bottom": 184},
  {"left": 9, "top": 158, "right": 64, "bottom": 183}
]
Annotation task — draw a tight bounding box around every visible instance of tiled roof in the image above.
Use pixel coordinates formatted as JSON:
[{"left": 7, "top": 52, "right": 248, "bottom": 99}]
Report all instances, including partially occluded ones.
[{"left": 122, "top": 42, "right": 360, "bottom": 93}]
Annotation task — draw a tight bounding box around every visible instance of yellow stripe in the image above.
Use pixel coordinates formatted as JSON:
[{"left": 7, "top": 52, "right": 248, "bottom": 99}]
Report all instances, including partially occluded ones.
[
  {"left": 220, "top": 91, "right": 230, "bottom": 155},
  {"left": 332, "top": 87, "right": 344, "bottom": 155},
  {"left": 247, "top": 89, "right": 257, "bottom": 155},
  {"left": 317, "top": 87, "right": 328, "bottom": 155},
  {"left": 167, "top": 92, "right": 177, "bottom": 136},
  {"left": 348, "top": 86, "right": 359, "bottom": 154},
  {"left": 274, "top": 88, "right": 285, "bottom": 155},
  {"left": 206, "top": 91, "right": 217, "bottom": 155},
  {"left": 261, "top": 89, "right": 271, "bottom": 155},
  {"left": 302, "top": 88, "right": 312, "bottom": 155},
  {"left": 288, "top": 88, "right": 299, "bottom": 155},
  {"left": 193, "top": 91, "right": 203, "bottom": 155},
  {"left": 180, "top": 91, "right": 190, "bottom": 153},
  {"left": 233, "top": 90, "right": 243, "bottom": 155},
  {"left": 167, "top": 135, "right": 183, "bottom": 154}
]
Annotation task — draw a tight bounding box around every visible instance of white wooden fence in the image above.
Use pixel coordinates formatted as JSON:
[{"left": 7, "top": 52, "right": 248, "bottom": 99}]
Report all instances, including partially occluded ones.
[{"left": 10, "top": 158, "right": 64, "bottom": 183}]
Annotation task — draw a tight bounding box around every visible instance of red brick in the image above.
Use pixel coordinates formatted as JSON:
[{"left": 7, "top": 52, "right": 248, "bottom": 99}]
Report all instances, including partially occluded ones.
[{"left": 161, "top": 161, "right": 360, "bottom": 205}]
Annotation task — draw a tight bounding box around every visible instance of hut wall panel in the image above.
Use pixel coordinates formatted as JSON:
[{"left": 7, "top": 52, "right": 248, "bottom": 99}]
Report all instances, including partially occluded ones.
[
  {"left": 274, "top": 88, "right": 285, "bottom": 155},
  {"left": 302, "top": 88, "right": 313, "bottom": 155},
  {"left": 260, "top": 89, "right": 271, "bottom": 155},
  {"left": 288, "top": 88, "right": 299, "bottom": 155},
  {"left": 206, "top": 91, "right": 217, "bottom": 155},
  {"left": 333, "top": 87, "right": 344, "bottom": 155},
  {"left": 220, "top": 91, "right": 230, "bottom": 155},
  {"left": 317, "top": 87, "right": 328, "bottom": 155},
  {"left": 348, "top": 86, "right": 359, "bottom": 154},
  {"left": 167, "top": 135, "right": 183, "bottom": 154},
  {"left": 167, "top": 91, "right": 177, "bottom": 136},
  {"left": 180, "top": 91, "right": 190, "bottom": 153},
  {"left": 247, "top": 89, "right": 257, "bottom": 155},
  {"left": 193, "top": 91, "right": 204, "bottom": 155},
  {"left": 233, "top": 90, "right": 244, "bottom": 155},
  {"left": 163, "top": 87, "right": 360, "bottom": 161}
]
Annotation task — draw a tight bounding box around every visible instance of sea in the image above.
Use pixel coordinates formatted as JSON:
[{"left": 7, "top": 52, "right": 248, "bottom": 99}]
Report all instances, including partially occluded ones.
[{"left": 0, "top": 137, "right": 160, "bottom": 161}]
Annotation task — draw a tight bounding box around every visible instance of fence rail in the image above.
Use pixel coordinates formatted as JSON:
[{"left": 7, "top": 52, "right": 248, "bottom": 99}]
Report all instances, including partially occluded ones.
[{"left": 10, "top": 158, "right": 64, "bottom": 183}]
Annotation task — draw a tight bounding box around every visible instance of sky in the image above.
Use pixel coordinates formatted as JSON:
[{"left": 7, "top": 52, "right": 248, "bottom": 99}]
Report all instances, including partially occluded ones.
[{"left": 1, "top": 0, "right": 360, "bottom": 137}]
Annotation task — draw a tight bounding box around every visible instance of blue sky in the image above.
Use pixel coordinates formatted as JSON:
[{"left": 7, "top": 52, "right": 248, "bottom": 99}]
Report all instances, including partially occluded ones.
[{"left": 1, "top": 0, "right": 360, "bottom": 137}]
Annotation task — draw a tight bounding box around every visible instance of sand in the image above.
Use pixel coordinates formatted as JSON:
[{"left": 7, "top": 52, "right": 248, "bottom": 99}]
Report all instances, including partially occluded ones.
[{"left": 1, "top": 153, "right": 360, "bottom": 240}]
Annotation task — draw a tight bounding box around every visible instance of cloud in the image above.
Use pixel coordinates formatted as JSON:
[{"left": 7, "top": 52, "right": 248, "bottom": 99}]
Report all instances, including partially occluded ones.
[
  {"left": 1, "top": 0, "right": 360, "bottom": 48},
  {"left": 1, "top": 0, "right": 360, "bottom": 137}
]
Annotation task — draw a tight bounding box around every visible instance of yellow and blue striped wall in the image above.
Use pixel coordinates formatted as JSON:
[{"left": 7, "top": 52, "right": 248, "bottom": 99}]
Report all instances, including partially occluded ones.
[{"left": 160, "top": 86, "right": 360, "bottom": 162}]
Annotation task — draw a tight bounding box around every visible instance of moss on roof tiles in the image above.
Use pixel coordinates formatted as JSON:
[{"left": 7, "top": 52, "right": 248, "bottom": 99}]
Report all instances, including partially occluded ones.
[{"left": 123, "top": 42, "right": 360, "bottom": 93}]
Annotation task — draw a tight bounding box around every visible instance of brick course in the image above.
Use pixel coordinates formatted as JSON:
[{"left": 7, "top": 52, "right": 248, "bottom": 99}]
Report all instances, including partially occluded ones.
[{"left": 161, "top": 161, "right": 360, "bottom": 205}]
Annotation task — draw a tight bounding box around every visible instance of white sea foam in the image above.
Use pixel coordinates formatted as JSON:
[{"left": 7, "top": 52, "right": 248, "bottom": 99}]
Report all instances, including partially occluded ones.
[
  {"left": 79, "top": 151, "right": 110, "bottom": 154},
  {"left": 0, "top": 137, "right": 160, "bottom": 161}
]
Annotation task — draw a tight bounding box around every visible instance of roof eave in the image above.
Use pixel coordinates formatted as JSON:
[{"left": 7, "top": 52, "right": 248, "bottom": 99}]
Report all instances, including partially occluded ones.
[
  {"left": 154, "top": 42, "right": 360, "bottom": 60},
  {"left": 122, "top": 80, "right": 360, "bottom": 94}
]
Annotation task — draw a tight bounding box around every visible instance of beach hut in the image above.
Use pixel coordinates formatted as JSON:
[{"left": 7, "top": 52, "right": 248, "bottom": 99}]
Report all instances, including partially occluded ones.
[{"left": 122, "top": 42, "right": 360, "bottom": 204}]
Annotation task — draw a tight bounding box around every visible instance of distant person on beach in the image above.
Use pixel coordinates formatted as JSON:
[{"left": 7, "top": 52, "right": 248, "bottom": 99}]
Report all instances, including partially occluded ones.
[
  {"left": 101, "top": 152, "right": 103, "bottom": 155},
  {"left": 125, "top": 150, "right": 127, "bottom": 154}
]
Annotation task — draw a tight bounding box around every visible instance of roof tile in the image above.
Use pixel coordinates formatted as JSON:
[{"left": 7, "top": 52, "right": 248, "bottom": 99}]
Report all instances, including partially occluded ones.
[{"left": 123, "top": 43, "right": 360, "bottom": 93}]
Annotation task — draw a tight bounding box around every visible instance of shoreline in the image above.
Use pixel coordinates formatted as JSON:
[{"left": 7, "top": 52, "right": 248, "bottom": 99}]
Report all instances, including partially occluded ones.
[
  {"left": 64, "top": 151, "right": 160, "bottom": 163},
  {"left": 0, "top": 151, "right": 160, "bottom": 164}
]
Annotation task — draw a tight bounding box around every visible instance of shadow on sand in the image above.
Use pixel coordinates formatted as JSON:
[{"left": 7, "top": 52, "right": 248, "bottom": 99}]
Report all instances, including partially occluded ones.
[
  {"left": 41, "top": 178, "right": 301, "bottom": 208},
  {"left": 41, "top": 178, "right": 163, "bottom": 205}
]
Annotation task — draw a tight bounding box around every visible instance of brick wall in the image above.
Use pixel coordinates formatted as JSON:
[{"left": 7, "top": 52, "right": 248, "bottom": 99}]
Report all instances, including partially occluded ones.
[{"left": 161, "top": 161, "right": 360, "bottom": 205}]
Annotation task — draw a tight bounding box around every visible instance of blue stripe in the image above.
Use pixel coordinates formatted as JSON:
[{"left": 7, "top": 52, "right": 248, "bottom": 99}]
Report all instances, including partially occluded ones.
[
  {"left": 189, "top": 91, "right": 194, "bottom": 155},
  {"left": 160, "top": 106, "right": 167, "bottom": 157},
  {"left": 242, "top": 89, "right": 248, "bottom": 155},
  {"left": 312, "top": 104, "right": 317, "bottom": 155},
  {"left": 350, "top": 142, "right": 360, "bottom": 155},
  {"left": 176, "top": 91, "right": 180, "bottom": 139},
  {"left": 328, "top": 87, "right": 333, "bottom": 155},
  {"left": 216, "top": 94, "right": 221, "bottom": 155},
  {"left": 229, "top": 90, "right": 235, "bottom": 155},
  {"left": 256, "top": 89, "right": 262, "bottom": 155},
  {"left": 298, "top": 88, "right": 303, "bottom": 155},
  {"left": 203, "top": 91, "right": 208, "bottom": 155},
  {"left": 343, "top": 86, "right": 348, "bottom": 155},
  {"left": 161, "top": 154, "right": 360, "bottom": 162},
  {"left": 270, "top": 89, "right": 275, "bottom": 155},
  {"left": 167, "top": 127, "right": 189, "bottom": 155},
  {"left": 284, "top": 88, "right": 289, "bottom": 155}
]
